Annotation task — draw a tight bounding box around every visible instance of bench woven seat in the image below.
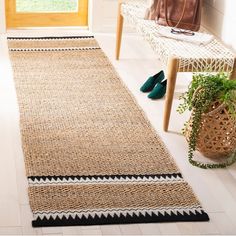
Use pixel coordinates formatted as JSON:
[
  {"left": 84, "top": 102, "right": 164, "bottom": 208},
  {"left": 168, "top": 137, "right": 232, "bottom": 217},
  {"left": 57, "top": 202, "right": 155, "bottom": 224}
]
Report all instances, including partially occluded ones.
[{"left": 116, "top": 0, "right": 236, "bottom": 131}]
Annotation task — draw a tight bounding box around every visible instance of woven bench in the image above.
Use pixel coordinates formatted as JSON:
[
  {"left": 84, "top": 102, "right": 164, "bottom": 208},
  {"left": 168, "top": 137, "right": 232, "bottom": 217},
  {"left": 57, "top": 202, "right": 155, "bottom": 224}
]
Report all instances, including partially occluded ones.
[{"left": 115, "top": 0, "right": 236, "bottom": 132}]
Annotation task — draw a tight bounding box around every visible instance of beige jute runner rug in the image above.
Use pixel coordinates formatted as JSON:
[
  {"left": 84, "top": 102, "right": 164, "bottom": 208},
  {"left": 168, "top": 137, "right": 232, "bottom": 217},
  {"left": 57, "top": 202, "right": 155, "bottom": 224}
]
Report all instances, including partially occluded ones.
[{"left": 8, "top": 36, "right": 209, "bottom": 227}]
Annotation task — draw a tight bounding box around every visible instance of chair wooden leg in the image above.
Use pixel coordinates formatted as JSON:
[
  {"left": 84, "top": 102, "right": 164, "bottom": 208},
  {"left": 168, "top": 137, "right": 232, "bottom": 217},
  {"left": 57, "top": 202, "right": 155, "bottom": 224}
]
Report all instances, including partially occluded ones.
[
  {"left": 115, "top": 2, "right": 124, "bottom": 60},
  {"left": 163, "top": 57, "right": 179, "bottom": 132}
]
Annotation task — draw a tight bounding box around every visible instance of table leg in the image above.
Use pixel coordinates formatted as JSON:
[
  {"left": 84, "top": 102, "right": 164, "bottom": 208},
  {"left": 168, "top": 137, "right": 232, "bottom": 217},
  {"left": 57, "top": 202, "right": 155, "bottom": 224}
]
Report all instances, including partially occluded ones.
[
  {"left": 115, "top": 1, "right": 124, "bottom": 60},
  {"left": 163, "top": 57, "right": 179, "bottom": 132}
]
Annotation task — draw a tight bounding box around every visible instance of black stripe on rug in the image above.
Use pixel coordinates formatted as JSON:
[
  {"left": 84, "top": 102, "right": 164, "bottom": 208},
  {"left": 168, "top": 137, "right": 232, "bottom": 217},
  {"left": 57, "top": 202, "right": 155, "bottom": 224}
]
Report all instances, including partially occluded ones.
[
  {"left": 9, "top": 47, "right": 100, "bottom": 52},
  {"left": 28, "top": 173, "right": 183, "bottom": 182},
  {"left": 7, "top": 36, "right": 94, "bottom": 40},
  {"left": 32, "top": 210, "right": 210, "bottom": 227}
]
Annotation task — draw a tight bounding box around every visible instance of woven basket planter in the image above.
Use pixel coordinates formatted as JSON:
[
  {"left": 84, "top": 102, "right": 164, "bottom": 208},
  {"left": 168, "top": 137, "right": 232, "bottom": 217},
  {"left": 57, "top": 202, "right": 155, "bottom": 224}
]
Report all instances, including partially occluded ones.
[{"left": 186, "top": 101, "right": 236, "bottom": 159}]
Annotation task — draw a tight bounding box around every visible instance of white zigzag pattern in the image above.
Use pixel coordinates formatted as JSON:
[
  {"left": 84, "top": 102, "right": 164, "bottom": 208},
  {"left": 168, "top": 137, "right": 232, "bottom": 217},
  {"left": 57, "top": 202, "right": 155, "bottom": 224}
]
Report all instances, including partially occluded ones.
[
  {"left": 33, "top": 206, "right": 204, "bottom": 220},
  {"left": 29, "top": 175, "right": 184, "bottom": 186}
]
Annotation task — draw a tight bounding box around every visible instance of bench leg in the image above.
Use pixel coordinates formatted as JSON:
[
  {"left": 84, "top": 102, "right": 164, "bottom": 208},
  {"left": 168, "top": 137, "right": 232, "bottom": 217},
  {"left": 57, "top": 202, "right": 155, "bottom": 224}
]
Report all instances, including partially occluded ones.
[
  {"left": 163, "top": 57, "right": 179, "bottom": 132},
  {"left": 115, "top": 2, "right": 123, "bottom": 60},
  {"left": 230, "top": 58, "right": 236, "bottom": 80}
]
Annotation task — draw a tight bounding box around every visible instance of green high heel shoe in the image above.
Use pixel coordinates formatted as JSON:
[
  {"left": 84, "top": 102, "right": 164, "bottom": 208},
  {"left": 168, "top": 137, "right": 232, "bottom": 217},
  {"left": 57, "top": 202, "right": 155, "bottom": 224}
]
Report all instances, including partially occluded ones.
[
  {"left": 140, "top": 70, "right": 164, "bottom": 93},
  {"left": 148, "top": 79, "right": 167, "bottom": 99}
]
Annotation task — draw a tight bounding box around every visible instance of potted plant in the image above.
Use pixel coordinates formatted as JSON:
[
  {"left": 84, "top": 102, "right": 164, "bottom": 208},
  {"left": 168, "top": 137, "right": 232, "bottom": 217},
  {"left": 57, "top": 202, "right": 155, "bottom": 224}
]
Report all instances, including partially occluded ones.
[{"left": 178, "top": 72, "right": 236, "bottom": 169}]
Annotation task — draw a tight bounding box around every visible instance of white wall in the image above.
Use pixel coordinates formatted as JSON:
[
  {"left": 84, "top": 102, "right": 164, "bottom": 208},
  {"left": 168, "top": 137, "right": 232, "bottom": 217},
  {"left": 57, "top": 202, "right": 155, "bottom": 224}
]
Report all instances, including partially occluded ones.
[
  {"left": 91, "top": 0, "right": 118, "bottom": 32},
  {"left": 0, "top": 0, "right": 6, "bottom": 33},
  {"left": 202, "top": 0, "right": 236, "bottom": 51}
]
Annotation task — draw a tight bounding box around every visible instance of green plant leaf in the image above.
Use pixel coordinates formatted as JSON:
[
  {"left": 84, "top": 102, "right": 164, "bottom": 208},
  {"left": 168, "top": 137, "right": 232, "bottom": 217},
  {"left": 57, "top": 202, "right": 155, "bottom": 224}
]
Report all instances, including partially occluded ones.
[{"left": 177, "top": 72, "right": 236, "bottom": 169}]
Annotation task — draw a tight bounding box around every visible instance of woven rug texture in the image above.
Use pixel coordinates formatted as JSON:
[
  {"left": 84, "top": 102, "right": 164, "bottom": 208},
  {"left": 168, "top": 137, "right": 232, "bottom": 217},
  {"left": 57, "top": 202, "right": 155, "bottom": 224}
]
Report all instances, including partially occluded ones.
[{"left": 8, "top": 36, "right": 209, "bottom": 227}]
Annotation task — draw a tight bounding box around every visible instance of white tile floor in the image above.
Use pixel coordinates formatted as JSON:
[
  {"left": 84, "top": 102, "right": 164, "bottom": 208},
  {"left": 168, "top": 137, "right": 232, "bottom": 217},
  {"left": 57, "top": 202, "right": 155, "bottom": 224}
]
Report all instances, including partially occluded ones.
[{"left": 0, "top": 29, "right": 236, "bottom": 235}]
